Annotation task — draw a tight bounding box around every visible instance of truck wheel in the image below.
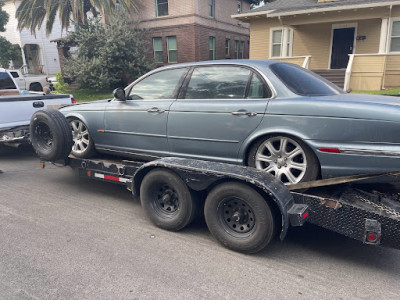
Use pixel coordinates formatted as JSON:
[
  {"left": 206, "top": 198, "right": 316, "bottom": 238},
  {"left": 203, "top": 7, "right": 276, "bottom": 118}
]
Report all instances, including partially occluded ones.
[
  {"left": 30, "top": 83, "right": 43, "bottom": 92},
  {"left": 140, "top": 168, "right": 198, "bottom": 231},
  {"left": 204, "top": 182, "right": 275, "bottom": 254},
  {"left": 30, "top": 110, "right": 73, "bottom": 161},
  {"left": 69, "top": 118, "right": 96, "bottom": 158}
]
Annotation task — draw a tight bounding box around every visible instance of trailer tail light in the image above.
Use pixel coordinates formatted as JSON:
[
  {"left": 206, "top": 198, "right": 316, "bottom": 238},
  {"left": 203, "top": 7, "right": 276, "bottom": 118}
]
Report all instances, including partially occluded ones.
[
  {"left": 71, "top": 97, "right": 76, "bottom": 104},
  {"left": 288, "top": 204, "right": 309, "bottom": 226},
  {"left": 364, "top": 219, "right": 381, "bottom": 245}
]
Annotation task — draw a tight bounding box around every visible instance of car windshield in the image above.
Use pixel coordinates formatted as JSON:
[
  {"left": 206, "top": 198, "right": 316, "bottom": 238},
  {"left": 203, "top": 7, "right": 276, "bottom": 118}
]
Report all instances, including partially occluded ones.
[
  {"left": 270, "top": 63, "right": 345, "bottom": 96},
  {"left": 0, "top": 72, "right": 17, "bottom": 90}
]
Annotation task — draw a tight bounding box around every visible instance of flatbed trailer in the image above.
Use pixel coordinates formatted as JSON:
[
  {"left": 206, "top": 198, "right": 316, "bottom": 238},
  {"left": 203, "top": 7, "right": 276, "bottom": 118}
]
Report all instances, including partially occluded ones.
[{"left": 41, "top": 155, "right": 400, "bottom": 253}]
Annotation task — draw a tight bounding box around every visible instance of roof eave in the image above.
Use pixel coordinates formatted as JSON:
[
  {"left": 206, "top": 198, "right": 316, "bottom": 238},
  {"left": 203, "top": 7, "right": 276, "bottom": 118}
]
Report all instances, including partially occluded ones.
[
  {"left": 233, "top": 1, "right": 400, "bottom": 20},
  {"left": 268, "top": 1, "right": 400, "bottom": 18}
]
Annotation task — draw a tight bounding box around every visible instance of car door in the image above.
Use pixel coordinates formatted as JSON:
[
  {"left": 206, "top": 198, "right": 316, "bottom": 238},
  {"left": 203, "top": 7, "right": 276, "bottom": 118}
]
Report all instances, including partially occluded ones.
[
  {"left": 167, "top": 65, "right": 271, "bottom": 163},
  {"left": 102, "top": 67, "right": 188, "bottom": 157}
]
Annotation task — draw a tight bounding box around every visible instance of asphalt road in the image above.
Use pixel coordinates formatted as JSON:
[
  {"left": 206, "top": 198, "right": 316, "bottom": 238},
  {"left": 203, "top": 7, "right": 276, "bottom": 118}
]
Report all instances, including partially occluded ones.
[{"left": 1, "top": 147, "right": 400, "bottom": 300}]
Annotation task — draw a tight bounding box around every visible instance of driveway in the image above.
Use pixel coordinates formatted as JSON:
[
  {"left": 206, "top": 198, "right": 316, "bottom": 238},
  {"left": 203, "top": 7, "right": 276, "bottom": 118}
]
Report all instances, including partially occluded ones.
[{"left": 0, "top": 147, "right": 400, "bottom": 299}]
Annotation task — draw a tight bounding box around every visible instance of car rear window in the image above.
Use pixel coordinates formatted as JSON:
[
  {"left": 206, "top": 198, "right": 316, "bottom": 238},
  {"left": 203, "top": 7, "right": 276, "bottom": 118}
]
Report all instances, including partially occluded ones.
[
  {"left": 270, "top": 63, "right": 344, "bottom": 96},
  {"left": 0, "top": 72, "right": 17, "bottom": 90}
]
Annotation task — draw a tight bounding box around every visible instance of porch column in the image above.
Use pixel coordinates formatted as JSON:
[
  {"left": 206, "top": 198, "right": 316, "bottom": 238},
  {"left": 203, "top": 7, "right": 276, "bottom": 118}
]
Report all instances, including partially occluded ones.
[
  {"left": 281, "top": 27, "right": 290, "bottom": 57},
  {"left": 379, "top": 18, "right": 390, "bottom": 54}
]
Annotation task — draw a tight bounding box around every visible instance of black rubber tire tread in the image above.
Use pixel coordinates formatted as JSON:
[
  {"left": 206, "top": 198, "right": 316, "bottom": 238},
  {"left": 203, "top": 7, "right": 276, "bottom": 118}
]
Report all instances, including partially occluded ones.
[
  {"left": 247, "top": 135, "right": 319, "bottom": 183},
  {"left": 30, "top": 109, "right": 73, "bottom": 161},
  {"left": 29, "top": 83, "right": 43, "bottom": 92},
  {"left": 68, "top": 118, "right": 96, "bottom": 158},
  {"left": 204, "top": 182, "right": 275, "bottom": 254},
  {"left": 140, "top": 168, "right": 198, "bottom": 231}
]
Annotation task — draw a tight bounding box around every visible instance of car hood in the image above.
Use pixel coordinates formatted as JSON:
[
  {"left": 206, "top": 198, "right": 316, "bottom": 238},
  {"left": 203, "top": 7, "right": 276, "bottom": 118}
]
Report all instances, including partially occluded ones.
[{"left": 60, "top": 99, "right": 111, "bottom": 112}]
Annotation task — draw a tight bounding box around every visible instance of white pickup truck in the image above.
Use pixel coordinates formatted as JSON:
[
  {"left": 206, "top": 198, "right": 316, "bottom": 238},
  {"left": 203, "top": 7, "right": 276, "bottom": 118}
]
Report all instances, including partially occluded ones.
[
  {"left": 0, "top": 68, "right": 74, "bottom": 153},
  {"left": 8, "top": 69, "right": 48, "bottom": 92}
]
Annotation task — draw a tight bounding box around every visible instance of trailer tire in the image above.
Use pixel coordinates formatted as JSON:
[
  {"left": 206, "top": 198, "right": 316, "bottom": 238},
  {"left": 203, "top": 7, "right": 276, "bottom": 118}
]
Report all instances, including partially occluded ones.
[
  {"left": 30, "top": 109, "right": 73, "bottom": 161},
  {"left": 204, "top": 182, "right": 275, "bottom": 254},
  {"left": 140, "top": 168, "right": 198, "bottom": 231}
]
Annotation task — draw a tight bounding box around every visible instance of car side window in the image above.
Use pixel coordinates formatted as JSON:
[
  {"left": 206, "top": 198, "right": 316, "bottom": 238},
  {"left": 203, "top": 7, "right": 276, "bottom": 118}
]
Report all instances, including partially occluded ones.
[
  {"left": 185, "top": 66, "right": 251, "bottom": 99},
  {"left": 128, "top": 68, "right": 186, "bottom": 100},
  {"left": 10, "top": 72, "right": 19, "bottom": 78},
  {"left": 0, "top": 72, "right": 17, "bottom": 90},
  {"left": 248, "top": 74, "right": 268, "bottom": 99}
]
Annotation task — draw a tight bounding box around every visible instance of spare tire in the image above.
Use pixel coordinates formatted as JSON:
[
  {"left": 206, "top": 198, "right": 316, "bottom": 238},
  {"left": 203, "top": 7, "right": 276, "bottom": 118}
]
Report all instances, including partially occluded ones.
[{"left": 30, "top": 109, "right": 73, "bottom": 161}]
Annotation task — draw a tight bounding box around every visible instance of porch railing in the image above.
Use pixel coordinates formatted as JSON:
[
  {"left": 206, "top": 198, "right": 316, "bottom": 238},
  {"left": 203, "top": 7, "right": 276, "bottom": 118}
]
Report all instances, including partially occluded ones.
[{"left": 345, "top": 54, "right": 400, "bottom": 91}]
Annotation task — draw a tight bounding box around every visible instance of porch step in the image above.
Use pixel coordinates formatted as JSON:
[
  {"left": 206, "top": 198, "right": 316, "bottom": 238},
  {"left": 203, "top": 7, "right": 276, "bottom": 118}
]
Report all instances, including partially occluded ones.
[{"left": 312, "top": 69, "right": 346, "bottom": 89}]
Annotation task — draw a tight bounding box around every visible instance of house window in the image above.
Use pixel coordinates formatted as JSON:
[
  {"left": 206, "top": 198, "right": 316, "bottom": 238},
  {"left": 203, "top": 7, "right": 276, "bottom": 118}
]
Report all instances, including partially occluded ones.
[
  {"left": 209, "top": 36, "right": 216, "bottom": 60},
  {"left": 225, "top": 39, "right": 230, "bottom": 56},
  {"left": 167, "top": 36, "right": 177, "bottom": 63},
  {"left": 240, "top": 41, "right": 245, "bottom": 58},
  {"left": 390, "top": 20, "right": 400, "bottom": 52},
  {"left": 156, "top": 0, "right": 168, "bottom": 17},
  {"left": 153, "top": 37, "right": 163, "bottom": 63},
  {"left": 234, "top": 40, "right": 239, "bottom": 59},
  {"left": 270, "top": 27, "right": 293, "bottom": 58},
  {"left": 209, "top": 0, "right": 215, "bottom": 18}
]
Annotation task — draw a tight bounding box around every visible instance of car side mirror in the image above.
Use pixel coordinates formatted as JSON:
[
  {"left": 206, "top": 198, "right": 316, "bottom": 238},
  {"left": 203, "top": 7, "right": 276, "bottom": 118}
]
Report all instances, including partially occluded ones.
[{"left": 113, "top": 88, "right": 126, "bottom": 101}]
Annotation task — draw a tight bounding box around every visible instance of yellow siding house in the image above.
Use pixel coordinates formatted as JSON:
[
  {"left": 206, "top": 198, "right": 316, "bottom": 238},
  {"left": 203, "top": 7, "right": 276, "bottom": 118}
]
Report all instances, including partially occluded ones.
[{"left": 233, "top": 0, "right": 400, "bottom": 91}]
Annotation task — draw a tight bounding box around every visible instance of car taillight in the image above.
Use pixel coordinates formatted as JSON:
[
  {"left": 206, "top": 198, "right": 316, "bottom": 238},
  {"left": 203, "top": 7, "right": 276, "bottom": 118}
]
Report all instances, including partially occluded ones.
[
  {"left": 71, "top": 98, "right": 76, "bottom": 104},
  {"left": 46, "top": 77, "right": 48, "bottom": 82}
]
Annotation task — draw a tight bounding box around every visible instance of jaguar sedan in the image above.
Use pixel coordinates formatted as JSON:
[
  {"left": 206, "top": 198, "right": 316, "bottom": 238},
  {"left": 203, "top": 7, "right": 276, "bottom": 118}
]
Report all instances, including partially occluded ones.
[{"left": 60, "top": 60, "right": 400, "bottom": 184}]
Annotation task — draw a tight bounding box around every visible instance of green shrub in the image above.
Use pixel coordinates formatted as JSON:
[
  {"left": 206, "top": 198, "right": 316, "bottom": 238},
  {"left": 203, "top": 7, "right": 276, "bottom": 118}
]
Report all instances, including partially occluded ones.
[
  {"left": 64, "top": 13, "right": 154, "bottom": 91},
  {"left": 54, "top": 72, "right": 69, "bottom": 94}
]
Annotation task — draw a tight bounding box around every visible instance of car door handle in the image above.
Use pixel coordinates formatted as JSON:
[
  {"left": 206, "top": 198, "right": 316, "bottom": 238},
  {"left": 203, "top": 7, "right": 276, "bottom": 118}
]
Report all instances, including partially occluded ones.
[
  {"left": 33, "top": 101, "right": 44, "bottom": 108},
  {"left": 232, "top": 111, "right": 257, "bottom": 117},
  {"left": 147, "top": 108, "right": 165, "bottom": 113}
]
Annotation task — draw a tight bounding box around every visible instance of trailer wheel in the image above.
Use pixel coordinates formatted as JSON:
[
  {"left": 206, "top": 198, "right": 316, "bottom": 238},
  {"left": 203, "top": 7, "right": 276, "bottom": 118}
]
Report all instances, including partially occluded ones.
[
  {"left": 204, "top": 182, "right": 275, "bottom": 253},
  {"left": 30, "top": 109, "right": 73, "bottom": 161},
  {"left": 140, "top": 168, "right": 198, "bottom": 231}
]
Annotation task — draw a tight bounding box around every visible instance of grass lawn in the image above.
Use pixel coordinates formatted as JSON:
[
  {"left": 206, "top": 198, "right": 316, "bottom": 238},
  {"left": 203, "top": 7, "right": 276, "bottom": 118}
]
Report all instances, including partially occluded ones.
[
  {"left": 352, "top": 88, "right": 400, "bottom": 96},
  {"left": 67, "top": 88, "right": 113, "bottom": 102}
]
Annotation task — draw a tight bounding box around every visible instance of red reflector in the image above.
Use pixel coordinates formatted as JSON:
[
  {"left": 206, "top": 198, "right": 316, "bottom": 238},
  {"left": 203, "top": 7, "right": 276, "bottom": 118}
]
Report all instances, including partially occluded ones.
[
  {"left": 302, "top": 211, "right": 309, "bottom": 220},
  {"left": 71, "top": 98, "right": 76, "bottom": 104},
  {"left": 318, "top": 148, "right": 341, "bottom": 153},
  {"left": 367, "top": 233, "right": 377, "bottom": 242},
  {"left": 104, "top": 175, "right": 120, "bottom": 182}
]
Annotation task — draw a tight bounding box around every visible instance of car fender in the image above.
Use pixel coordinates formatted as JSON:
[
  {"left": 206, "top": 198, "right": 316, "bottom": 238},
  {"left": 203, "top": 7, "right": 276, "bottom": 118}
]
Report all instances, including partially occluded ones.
[{"left": 238, "top": 125, "right": 316, "bottom": 163}]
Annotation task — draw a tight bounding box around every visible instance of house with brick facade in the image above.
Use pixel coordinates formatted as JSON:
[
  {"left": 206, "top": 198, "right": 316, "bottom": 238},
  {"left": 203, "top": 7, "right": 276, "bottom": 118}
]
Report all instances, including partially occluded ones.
[
  {"left": 233, "top": 0, "right": 400, "bottom": 91},
  {"left": 135, "top": 0, "right": 252, "bottom": 64}
]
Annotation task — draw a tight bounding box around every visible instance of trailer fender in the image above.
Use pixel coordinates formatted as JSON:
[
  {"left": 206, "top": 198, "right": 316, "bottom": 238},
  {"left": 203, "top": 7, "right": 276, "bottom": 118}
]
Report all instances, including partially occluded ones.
[{"left": 132, "top": 157, "right": 294, "bottom": 240}]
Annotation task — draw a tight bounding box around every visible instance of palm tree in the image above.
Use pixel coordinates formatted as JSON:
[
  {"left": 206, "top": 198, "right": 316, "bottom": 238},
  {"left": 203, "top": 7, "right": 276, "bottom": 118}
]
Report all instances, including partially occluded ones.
[{"left": 15, "top": 0, "right": 138, "bottom": 35}]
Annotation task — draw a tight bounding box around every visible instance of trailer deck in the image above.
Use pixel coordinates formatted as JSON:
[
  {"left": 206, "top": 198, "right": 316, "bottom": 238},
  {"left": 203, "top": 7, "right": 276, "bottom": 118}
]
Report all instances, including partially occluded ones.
[{"left": 42, "top": 155, "right": 400, "bottom": 253}]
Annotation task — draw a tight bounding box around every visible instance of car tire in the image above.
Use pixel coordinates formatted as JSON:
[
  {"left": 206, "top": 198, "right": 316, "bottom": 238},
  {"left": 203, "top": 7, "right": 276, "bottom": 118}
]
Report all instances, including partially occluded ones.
[
  {"left": 30, "top": 82, "right": 43, "bottom": 92},
  {"left": 140, "top": 168, "right": 198, "bottom": 231},
  {"left": 30, "top": 109, "right": 73, "bottom": 161},
  {"left": 248, "top": 135, "right": 319, "bottom": 184},
  {"left": 69, "top": 118, "right": 96, "bottom": 158},
  {"left": 204, "top": 182, "right": 275, "bottom": 254}
]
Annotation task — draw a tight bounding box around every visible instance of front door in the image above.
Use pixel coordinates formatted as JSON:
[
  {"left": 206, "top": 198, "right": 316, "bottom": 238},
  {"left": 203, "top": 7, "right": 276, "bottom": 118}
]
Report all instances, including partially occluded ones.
[
  {"left": 330, "top": 27, "right": 355, "bottom": 69},
  {"left": 101, "top": 67, "right": 188, "bottom": 157}
]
